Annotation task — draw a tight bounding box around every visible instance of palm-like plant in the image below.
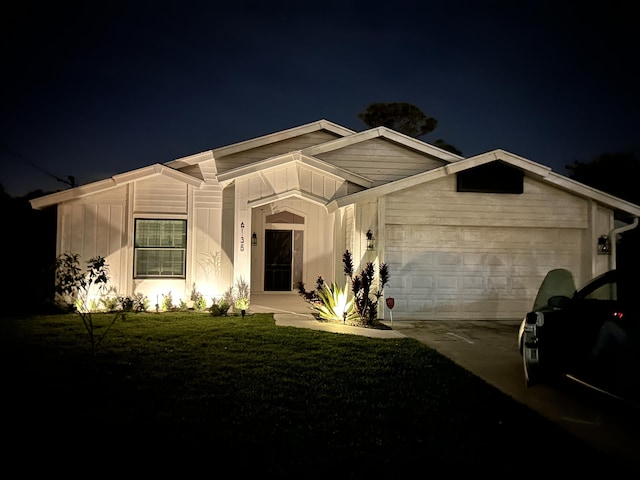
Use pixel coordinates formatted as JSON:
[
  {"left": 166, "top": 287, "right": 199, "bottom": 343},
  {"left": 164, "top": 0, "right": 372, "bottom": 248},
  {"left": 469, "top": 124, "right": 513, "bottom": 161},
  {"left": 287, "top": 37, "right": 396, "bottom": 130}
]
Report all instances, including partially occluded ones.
[{"left": 309, "top": 282, "right": 357, "bottom": 323}]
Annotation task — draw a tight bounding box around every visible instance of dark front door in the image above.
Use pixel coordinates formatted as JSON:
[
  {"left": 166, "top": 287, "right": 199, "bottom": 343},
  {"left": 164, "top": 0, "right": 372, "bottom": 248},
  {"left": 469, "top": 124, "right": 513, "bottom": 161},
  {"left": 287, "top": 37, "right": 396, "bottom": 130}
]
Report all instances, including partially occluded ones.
[{"left": 264, "top": 230, "right": 292, "bottom": 291}]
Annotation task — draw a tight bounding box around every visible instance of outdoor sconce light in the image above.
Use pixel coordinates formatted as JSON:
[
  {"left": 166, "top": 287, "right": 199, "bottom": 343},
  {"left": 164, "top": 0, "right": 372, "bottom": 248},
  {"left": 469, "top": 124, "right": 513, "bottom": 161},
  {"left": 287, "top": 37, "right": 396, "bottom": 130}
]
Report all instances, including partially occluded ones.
[
  {"left": 597, "top": 235, "right": 610, "bottom": 255},
  {"left": 251, "top": 232, "right": 257, "bottom": 247},
  {"left": 366, "top": 229, "right": 375, "bottom": 251}
]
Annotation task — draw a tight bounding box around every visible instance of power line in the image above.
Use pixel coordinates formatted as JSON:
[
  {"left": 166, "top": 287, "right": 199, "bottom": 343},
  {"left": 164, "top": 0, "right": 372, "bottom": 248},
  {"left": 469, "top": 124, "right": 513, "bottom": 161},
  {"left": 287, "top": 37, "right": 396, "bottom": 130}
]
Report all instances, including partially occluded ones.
[{"left": 0, "top": 142, "right": 75, "bottom": 188}]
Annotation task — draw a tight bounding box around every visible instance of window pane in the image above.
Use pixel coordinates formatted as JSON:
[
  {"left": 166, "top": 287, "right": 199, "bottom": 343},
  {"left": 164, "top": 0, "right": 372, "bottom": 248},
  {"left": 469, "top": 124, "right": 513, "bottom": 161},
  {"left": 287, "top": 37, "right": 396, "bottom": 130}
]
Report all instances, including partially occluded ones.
[
  {"left": 136, "top": 249, "right": 185, "bottom": 276},
  {"left": 135, "top": 219, "right": 186, "bottom": 247},
  {"left": 134, "top": 219, "right": 186, "bottom": 277}
]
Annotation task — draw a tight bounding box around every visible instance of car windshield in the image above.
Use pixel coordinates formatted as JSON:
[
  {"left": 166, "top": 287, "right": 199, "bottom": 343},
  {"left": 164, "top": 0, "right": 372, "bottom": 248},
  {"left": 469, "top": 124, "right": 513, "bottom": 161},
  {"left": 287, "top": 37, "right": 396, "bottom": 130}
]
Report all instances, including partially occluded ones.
[{"left": 531, "top": 268, "right": 577, "bottom": 310}]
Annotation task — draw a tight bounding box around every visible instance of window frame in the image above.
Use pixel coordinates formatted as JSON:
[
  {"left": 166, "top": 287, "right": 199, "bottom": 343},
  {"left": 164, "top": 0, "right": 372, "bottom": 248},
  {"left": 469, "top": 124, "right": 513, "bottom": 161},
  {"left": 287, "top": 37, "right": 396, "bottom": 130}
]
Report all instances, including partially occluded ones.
[{"left": 133, "top": 218, "right": 187, "bottom": 279}]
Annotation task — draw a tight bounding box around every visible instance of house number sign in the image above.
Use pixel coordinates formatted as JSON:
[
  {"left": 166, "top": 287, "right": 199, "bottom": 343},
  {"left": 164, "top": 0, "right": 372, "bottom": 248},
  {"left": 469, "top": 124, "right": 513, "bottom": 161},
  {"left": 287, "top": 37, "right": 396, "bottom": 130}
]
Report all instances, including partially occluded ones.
[{"left": 240, "top": 222, "right": 245, "bottom": 252}]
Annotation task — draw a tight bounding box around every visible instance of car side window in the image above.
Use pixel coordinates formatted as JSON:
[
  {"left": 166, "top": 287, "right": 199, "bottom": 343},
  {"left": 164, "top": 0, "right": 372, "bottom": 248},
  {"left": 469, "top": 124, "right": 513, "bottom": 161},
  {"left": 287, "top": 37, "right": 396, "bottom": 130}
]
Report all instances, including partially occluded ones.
[{"left": 583, "top": 281, "right": 617, "bottom": 301}]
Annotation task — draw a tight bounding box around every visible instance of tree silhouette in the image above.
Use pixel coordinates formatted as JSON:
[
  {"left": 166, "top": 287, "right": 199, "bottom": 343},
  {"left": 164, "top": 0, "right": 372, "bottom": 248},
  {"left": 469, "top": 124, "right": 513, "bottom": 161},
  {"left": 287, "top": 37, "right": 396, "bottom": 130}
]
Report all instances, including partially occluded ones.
[
  {"left": 358, "top": 102, "right": 461, "bottom": 154},
  {"left": 567, "top": 151, "right": 640, "bottom": 282},
  {"left": 566, "top": 152, "right": 640, "bottom": 205}
]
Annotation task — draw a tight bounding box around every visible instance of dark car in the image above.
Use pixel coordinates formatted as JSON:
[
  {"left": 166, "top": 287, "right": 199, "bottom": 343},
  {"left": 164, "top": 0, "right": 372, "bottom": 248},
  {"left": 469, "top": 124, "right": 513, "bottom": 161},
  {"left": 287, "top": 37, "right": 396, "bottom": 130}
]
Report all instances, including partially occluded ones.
[{"left": 519, "top": 268, "right": 640, "bottom": 406}]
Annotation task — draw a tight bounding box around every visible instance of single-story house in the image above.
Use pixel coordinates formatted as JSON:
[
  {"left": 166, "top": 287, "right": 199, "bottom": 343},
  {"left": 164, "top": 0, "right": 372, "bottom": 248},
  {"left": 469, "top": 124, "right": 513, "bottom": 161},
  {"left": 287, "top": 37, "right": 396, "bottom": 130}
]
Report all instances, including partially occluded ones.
[{"left": 30, "top": 119, "right": 640, "bottom": 320}]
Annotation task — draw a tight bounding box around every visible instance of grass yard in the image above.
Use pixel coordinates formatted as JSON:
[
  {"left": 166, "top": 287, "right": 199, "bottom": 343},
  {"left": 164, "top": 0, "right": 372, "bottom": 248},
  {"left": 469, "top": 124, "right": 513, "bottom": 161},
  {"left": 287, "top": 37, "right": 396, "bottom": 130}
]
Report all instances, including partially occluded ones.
[{"left": 0, "top": 311, "right": 624, "bottom": 476}]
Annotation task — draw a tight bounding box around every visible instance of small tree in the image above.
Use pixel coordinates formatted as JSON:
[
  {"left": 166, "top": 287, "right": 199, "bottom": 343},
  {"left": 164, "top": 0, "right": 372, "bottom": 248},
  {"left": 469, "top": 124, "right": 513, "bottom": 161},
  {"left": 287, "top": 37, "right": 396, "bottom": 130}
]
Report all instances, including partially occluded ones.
[{"left": 54, "top": 252, "right": 124, "bottom": 358}]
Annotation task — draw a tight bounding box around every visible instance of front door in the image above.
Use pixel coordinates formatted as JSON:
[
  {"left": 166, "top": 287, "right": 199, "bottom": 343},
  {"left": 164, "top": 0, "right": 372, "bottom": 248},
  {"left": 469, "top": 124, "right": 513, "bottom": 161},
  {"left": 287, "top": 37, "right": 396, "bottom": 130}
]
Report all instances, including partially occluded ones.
[{"left": 264, "top": 229, "right": 303, "bottom": 291}]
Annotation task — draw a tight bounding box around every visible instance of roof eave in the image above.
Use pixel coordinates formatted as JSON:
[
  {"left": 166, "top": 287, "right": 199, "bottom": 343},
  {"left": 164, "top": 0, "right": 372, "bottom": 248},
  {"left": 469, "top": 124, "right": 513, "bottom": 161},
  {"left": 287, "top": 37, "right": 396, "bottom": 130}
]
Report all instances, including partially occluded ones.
[
  {"left": 30, "top": 164, "right": 204, "bottom": 210},
  {"left": 302, "top": 126, "right": 465, "bottom": 163},
  {"left": 327, "top": 148, "right": 640, "bottom": 218}
]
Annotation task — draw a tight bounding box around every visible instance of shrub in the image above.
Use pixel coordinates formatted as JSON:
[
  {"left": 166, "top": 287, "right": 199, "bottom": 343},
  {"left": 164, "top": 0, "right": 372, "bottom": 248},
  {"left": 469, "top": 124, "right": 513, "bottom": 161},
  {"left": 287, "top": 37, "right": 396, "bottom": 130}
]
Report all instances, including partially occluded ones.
[
  {"left": 190, "top": 283, "right": 208, "bottom": 310},
  {"left": 233, "top": 277, "right": 250, "bottom": 312},
  {"left": 131, "top": 293, "right": 150, "bottom": 312},
  {"left": 161, "top": 292, "right": 174, "bottom": 311},
  {"left": 209, "top": 297, "right": 231, "bottom": 317}
]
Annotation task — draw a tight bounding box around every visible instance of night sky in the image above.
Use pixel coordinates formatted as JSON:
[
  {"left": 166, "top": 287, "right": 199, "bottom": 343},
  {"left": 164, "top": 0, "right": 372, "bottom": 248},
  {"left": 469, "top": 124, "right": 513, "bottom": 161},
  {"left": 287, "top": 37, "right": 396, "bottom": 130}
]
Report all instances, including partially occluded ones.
[{"left": 1, "top": 1, "right": 638, "bottom": 197}]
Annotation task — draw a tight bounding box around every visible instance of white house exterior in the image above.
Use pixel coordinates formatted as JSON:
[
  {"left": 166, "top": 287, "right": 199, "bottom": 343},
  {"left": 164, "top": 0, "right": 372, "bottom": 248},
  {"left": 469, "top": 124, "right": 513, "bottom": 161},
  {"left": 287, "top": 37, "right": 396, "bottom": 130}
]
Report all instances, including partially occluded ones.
[{"left": 30, "top": 120, "right": 640, "bottom": 320}]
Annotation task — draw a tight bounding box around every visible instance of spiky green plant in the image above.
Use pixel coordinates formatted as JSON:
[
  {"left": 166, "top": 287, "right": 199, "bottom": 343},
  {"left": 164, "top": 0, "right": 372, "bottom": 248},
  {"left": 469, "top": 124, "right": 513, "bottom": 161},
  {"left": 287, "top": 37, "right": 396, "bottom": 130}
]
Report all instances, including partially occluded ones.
[
  {"left": 343, "top": 250, "right": 390, "bottom": 326},
  {"left": 309, "top": 282, "right": 357, "bottom": 323}
]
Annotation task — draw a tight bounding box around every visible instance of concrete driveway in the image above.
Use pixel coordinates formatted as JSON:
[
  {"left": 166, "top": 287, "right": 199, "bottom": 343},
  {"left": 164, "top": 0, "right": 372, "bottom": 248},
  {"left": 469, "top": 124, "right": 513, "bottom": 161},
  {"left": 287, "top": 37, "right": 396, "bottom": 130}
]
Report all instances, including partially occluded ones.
[{"left": 391, "top": 319, "right": 640, "bottom": 472}]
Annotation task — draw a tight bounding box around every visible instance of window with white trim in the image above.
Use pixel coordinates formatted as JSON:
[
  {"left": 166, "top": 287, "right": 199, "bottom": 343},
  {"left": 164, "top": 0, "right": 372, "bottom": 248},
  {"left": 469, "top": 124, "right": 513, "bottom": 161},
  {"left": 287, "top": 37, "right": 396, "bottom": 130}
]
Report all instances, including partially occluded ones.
[{"left": 134, "top": 219, "right": 186, "bottom": 278}]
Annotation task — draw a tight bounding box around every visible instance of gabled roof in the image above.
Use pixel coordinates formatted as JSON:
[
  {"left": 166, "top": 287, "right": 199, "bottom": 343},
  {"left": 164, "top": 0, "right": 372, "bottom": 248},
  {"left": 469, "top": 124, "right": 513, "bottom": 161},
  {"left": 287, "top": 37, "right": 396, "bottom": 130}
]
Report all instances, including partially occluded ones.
[
  {"left": 301, "top": 126, "right": 464, "bottom": 163},
  {"left": 165, "top": 119, "right": 355, "bottom": 169},
  {"left": 326, "top": 149, "right": 640, "bottom": 217},
  {"left": 29, "top": 120, "right": 640, "bottom": 220},
  {"left": 30, "top": 164, "right": 203, "bottom": 210}
]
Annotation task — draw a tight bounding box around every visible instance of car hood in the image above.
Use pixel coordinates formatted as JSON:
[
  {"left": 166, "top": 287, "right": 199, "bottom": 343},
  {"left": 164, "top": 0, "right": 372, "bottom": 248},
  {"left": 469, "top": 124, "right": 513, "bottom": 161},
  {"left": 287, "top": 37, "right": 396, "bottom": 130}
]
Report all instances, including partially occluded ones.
[{"left": 531, "top": 268, "right": 577, "bottom": 311}]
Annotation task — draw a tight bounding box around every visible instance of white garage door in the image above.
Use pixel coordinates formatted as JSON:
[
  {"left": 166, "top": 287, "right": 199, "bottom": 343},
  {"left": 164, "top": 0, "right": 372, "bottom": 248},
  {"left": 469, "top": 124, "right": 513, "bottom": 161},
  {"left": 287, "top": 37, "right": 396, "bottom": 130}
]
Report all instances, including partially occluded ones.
[{"left": 384, "top": 225, "right": 582, "bottom": 320}]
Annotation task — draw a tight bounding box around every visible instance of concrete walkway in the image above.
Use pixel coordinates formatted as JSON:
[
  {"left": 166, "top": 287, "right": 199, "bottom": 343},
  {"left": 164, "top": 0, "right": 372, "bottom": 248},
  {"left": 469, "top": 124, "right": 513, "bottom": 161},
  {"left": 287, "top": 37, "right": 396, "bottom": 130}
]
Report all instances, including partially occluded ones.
[
  {"left": 274, "top": 313, "right": 406, "bottom": 339},
  {"left": 249, "top": 293, "right": 405, "bottom": 339}
]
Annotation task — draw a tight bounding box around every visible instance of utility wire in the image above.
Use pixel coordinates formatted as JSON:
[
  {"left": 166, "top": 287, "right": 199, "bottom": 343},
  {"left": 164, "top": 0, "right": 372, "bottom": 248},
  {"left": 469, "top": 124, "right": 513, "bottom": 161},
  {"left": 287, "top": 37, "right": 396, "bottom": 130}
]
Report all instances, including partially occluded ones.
[{"left": 0, "top": 142, "right": 75, "bottom": 188}]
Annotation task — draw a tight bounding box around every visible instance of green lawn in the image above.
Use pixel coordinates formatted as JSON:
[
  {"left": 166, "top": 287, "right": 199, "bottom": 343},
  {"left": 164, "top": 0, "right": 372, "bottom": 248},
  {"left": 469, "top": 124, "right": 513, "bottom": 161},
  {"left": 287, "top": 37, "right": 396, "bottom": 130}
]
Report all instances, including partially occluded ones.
[{"left": 0, "top": 311, "right": 624, "bottom": 476}]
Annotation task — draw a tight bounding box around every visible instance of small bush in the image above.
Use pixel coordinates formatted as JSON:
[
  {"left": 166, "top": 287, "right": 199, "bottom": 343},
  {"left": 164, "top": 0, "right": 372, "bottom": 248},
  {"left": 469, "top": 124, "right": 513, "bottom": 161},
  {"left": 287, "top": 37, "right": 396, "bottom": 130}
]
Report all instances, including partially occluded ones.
[
  {"left": 190, "top": 283, "right": 208, "bottom": 310},
  {"left": 161, "top": 292, "right": 174, "bottom": 311},
  {"left": 210, "top": 297, "right": 231, "bottom": 316}
]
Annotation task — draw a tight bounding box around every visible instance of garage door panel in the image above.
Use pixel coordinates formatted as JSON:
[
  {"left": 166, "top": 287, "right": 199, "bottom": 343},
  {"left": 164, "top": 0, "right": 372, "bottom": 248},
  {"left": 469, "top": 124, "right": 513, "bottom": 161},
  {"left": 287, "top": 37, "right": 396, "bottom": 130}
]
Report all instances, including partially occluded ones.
[{"left": 385, "top": 225, "right": 581, "bottom": 320}]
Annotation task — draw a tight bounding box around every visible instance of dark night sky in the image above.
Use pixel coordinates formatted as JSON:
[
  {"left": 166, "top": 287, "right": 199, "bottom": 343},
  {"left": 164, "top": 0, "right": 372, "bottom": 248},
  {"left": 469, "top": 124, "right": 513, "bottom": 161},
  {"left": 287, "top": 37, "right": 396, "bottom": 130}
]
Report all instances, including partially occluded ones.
[{"left": 1, "top": 1, "right": 638, "bottom": 197}]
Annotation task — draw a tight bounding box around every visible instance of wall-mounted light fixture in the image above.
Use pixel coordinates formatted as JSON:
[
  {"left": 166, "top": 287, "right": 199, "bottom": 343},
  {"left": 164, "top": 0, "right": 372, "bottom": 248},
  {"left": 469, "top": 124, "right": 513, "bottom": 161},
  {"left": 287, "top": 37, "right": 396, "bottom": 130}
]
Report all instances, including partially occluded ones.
[
  {"left": 251, "top": 232, "right": 257, "bottom": 247},
  {"left": 597, "top": 235, "right": 610, "bottom": 255},
  {"left": 366, "top": 229, "right": 375, "bottom": 251}
]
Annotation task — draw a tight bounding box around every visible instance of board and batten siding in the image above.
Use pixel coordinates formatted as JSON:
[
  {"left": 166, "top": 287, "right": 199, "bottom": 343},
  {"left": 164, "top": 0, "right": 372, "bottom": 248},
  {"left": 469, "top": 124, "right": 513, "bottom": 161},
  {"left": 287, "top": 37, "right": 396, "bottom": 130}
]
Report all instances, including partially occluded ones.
[
  {"left": 57, "top": 185, "right": 128, "bottom": 296},
  {"left": 383, "top": 176, "right": 586, "bottom": 320},
  {"left": 315, "top": 138, "right": 447, "bottom": 186},
  {"left": 191, "top": 181, "right": 232, "bottom": 300}
]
